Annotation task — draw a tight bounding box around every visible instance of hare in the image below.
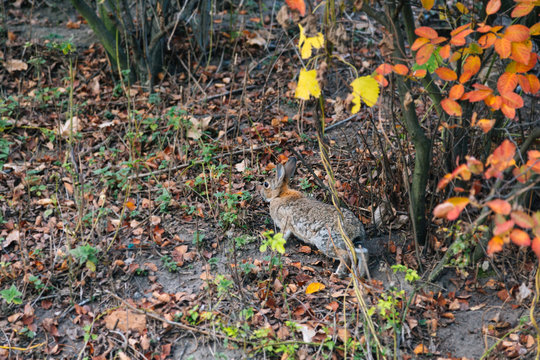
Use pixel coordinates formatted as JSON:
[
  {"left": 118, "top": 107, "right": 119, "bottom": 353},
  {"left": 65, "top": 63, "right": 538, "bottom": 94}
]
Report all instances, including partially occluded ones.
[{"left": 261, "top": 157, "right": 368, "bottom": 277}]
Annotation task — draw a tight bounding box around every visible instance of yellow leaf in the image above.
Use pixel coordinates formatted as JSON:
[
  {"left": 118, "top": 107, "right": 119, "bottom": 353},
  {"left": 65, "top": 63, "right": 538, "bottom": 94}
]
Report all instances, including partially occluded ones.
[
  {"left": 298, "top": 24, "right": 324, "bottom": 59},
  {"left": 350, "top": 76, "right": 380, "bottom": 113},
  {"left": 295, "top": 69, "right": 321, "bottom": 100},
  {"left": 306, "top": 282, "right": 325, "bottom": 294}
]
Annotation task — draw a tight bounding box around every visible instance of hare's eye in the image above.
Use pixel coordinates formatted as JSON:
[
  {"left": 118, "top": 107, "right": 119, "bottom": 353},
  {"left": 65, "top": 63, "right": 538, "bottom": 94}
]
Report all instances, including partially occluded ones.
[{"left": 263, "top": 181, "right": 269, "bottom": 188}]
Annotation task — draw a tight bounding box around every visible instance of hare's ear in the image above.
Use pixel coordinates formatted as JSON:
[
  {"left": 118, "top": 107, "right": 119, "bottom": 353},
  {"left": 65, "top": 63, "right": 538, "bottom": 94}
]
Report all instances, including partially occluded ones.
[
  {"left": 284, "top": 157, "right": 297, "bottom": 180},
  {"left": 275, "top": 164, "right": 286, "bottom": 184}
]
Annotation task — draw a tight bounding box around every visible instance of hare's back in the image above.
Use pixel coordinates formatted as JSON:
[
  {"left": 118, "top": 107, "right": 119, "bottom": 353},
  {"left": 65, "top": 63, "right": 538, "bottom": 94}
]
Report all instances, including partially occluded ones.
[{"left": 285, "top": 198, "right": 365, "bottom": 254}]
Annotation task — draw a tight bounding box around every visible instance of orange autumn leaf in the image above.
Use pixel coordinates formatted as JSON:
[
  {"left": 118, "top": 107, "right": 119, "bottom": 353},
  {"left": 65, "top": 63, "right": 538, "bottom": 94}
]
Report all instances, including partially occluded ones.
[
  {"left": 510, "top": 229, "right": 531, "bottom": 246},
  {"left": 518, "top": 74, "right": 540, "bottom": 94},
  {"left": 414, "top": 344, "right": 429, "bottom": 355},
  {"left": 467, "top": 83, "right": 493, "bottom": 102},
  {"left": 511, "top": 2, "right": 536, "bottom": 17},
  {"left": 435, "top": 67, "right": 457, "bottom": 81},
  {"left": 411, "top": 37, "right": 431, "bottom": 51},
  {"left": 450, "top": 23, "right": 474, "bottom": 46},
  {"left": 530, "top": 22, "right": 540, "bottom": 36},
  {"left": 439, "top": 44, "right": 451, "bottom": 59},
  {"left": 487, "top": 199, "right": 512, "bottom": 215},
  {"left": 285, "top": 0, "right": 306, "bottom": 16},
  {"left": 510, "top": 41, "right": 532, "bottom": 64},
  {"left": 433, "top": 197, "right": 469, "bottom": 220},
  {"left": 497, "top": 72, "right": 518, "bottom": 95},
  {"left": 449, "top": 84, "right": 465, "bottom": 100},
  {"left": 459, "top": 55, "right": 480, "bottom": 83},
  {"left": 504, "top": 24, "right": 530, "bottom": 42},
  {"left": 441, "top": 98, "right": 463, "bottom": 116},
  {"left": 478, "top": 33, "right": 497, "bottom": 49},
  {"left": 487, "top": 236, "right": 504, "bottom": 255},
  {"left": 412, "top": 69, "right": 427, "bottom": 78},
  {"left": 392, "top": 64, "right": 409, "bottom": 75},
  {"left": 416, "top": 43, "right": 435, "bottom": 65},
  {"left": 511, "top": 211, "right": 534, "bottom": 229},
  {"left": 501, "top": 91, "right": 524, "bottom": 109},
  {"left": 306, "top": 282, "right": 325, "bottom": 294},
  {"left": 486, "top": 0, "right": 501, "bottom": 14},
  {"left": 485, "top": 139, "right": 516, "bottom": 178},
  {"left": 476, "top": 118, "right": 496, "bottom": 133},
  {"left": 494, "top": 219, "right": 515, "bottom": 236},
  {"left": 421, "top": 0, "right": 435, "bottom": 10},
  {"left": 532, "top": 237, "right": 540, "bottom": 259},
  {"left": 494, "top": 38, "right": 512, "bottom": 58},
  {"left": 125, "top": 200, "right": 137, "bottom": 211},
  {"left": 376, "top": 63, "right": 393, "bottom": 75},
  {"left": 415, "top": 26, "right": 438, "bottom": 39},
  {"left": 500, "top": 103, "right": 516, "bottom": 119}
]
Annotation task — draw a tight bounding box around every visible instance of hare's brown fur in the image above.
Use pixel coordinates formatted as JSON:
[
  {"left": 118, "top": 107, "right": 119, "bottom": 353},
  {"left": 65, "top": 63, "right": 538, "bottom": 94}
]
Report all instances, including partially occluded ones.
[{"left": 261, "top": 157, "right": 368, "bottom": 276}]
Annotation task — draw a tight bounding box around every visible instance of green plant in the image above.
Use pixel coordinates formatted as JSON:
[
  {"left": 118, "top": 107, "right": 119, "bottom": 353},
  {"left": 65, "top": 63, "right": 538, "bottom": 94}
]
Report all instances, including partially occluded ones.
[
  {"left": 156, "top": 187, "right": 172, "bottom": 212},
  {"left": 70, "top": 244, "right": 99, "bottom": 272},
  {"left": 1, "top": 284, "right": 23, "bottom": 304},
  {"left": 29, "top": 275, "right": 45, "bottom": 290},
  {"left": 260, "top": 230, "right": 286, "bottom": 255},
  {"left": 161, "top": 255, "right": 178, "bottom": 273},
  {"left": 192, "top": 231, "right": 205, "bottom": 247},
  {"left": 83, "top": 324, "right": 97, "bottom": 342},
  {"left": 30, "top": 184, "right": 46, "bottom": 196},
  {"left": 214, "top": 274, "right": 233, "bottom": 298}
]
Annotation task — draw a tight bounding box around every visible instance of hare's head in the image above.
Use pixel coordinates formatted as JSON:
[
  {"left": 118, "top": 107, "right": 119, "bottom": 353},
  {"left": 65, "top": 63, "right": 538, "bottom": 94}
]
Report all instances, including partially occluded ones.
[{"left": 261, "top": 157, "right": 297, "bottom": 202}]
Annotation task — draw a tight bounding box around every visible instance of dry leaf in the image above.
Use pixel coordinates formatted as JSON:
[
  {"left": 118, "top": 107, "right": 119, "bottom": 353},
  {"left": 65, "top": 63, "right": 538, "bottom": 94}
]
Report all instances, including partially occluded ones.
[
  {"left": 59, "top": 116, "right": 81, "bottom": 137},
  {"left": 104, "top": 309, "right": 146, "bottom": 333},
  {"left": 187, "top": 116, "right": 212, "bottom": 139},
  {"left": 298, "top": 324, "right": 316, "bottom": 342},
  {"left": 4, "top": 59, "right": 28, "bottom": 73}
]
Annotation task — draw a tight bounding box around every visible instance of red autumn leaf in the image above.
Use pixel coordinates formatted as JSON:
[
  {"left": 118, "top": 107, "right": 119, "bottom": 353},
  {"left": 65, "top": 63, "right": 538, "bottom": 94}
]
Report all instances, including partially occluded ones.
[
  {"left": 494, "top": 38, "right": 512, "bottom": 58},
  {"left": 285, "top": 0, "right": 306, "bottom": 16},
  {"left": 433, "top": 202, "right": 454, "bottom": 218},
  {"left": 526, "top": 150, "right": 540, "bottom": 173},
  {"left": 415, "top": 26, "right": 439, "bottom": 40},
  {"left": 441, "top": 98, "right": 463, "bottom": 116},
  {"left": 478, "top": 33, "right": 497, "bottom": 49},
  {"left": 510, "top": 41, "right": 532, "bottom": 65},
  {"left": 487, "top": 199, "right": 512, "bottom": 215},
  {"left": 449, "top": 84, "right": 465, "bottom": 100},
  {"left": 436, "top": 174, "right": 453, "bottom": 191},
  {"left": 487, "top": 236, "right": 504, "bottom": 255},
  {"left": 497, "top": 72, "right": 518, "bottom": 95},
  {"left": 511, "top": 2, "right": 535, "bottom": 17},
  {"left": 513, "top": 165, "right": 532, "bottom": 183},
  {"left": 532, "top": 237, "right": 540, "bottom": 259},
  {"left": 504, "top": 24, "right": 530, "bottom": 42},
  {"left": 486, "top": 0, "right": 501, "bottom": 15},
  {"left": 416, "top": 43, "right": 434, "bottom": 65},
  {"left": 511, "top": 211, "right": 534, "bottom": 229},
  {"left": 510, "top": 229, "right": 531, "bottom": 246},
  {"left": 439, "top": 44, "right": 451, "bottom": 59},
  {"left": 392, "top": 64, "right": 409, "bottom": 75},
  {"left": 494, "top": 219, "right": 515, "bottom": 236},
  {"left": 466, "top": 156, "right": 484, "bottom": 174},
  {"left": 435, "top": 67, "right": 457, "bottom": 81},
  {"left": 485, "top": 139, "right": 516, "bottom": 176}
]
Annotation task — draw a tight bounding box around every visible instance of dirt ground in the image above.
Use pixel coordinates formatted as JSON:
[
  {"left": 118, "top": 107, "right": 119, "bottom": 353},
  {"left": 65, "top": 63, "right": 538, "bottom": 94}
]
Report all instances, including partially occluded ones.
[{"left": 1, "top": 1, "right": 539, "bottom": 360}]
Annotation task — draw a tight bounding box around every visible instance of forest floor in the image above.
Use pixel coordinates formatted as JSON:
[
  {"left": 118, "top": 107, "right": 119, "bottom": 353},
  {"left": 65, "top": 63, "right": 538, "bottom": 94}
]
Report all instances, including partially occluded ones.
[{"left": 0, "top": 1, "right": 538, "bottom": 359}]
